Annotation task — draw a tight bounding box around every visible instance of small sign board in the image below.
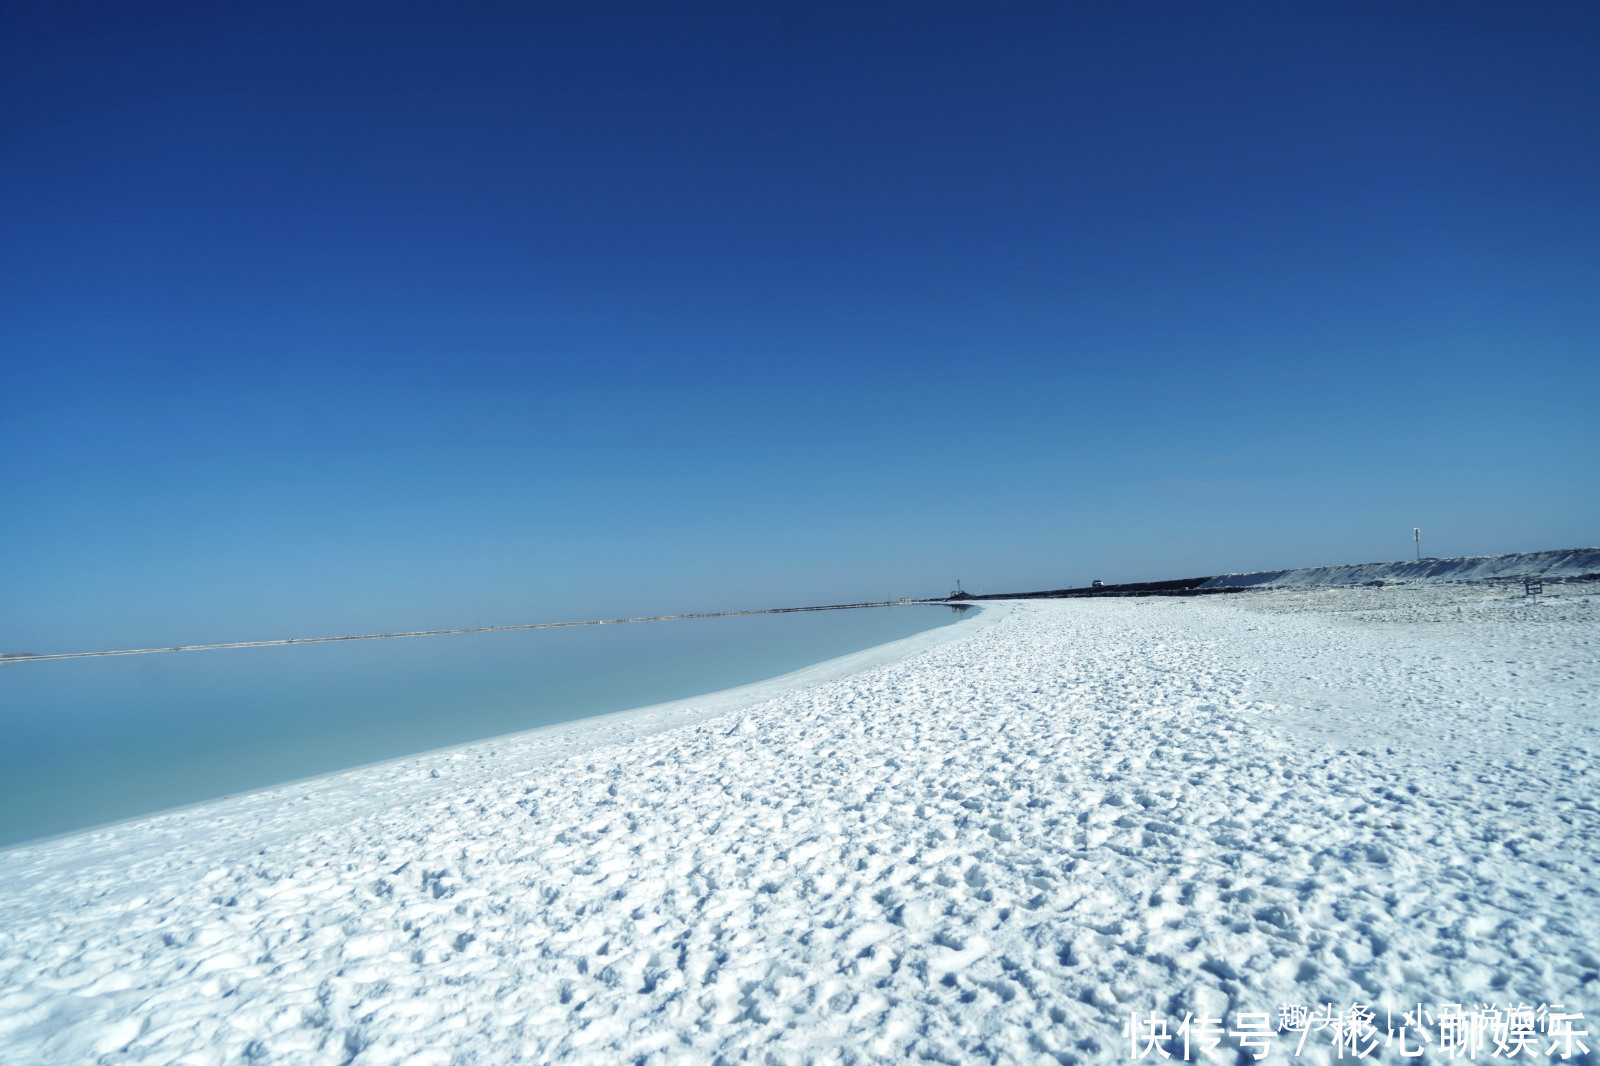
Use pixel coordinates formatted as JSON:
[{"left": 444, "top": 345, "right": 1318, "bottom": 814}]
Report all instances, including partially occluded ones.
[{"left": 1525, "top": 578, "right": 1543, "bottom": 597}]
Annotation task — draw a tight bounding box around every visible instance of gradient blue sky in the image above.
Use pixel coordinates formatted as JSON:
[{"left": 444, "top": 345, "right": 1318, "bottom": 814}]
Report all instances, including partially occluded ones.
[{"left": 3, "top": 2, "right": 1597, "bottom": 652}]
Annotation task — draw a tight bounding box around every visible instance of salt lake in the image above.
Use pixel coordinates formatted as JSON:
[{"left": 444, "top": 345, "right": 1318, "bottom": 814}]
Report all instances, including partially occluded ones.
[{"left": 0, "top": 604, "right": 967, "bottom": 848}]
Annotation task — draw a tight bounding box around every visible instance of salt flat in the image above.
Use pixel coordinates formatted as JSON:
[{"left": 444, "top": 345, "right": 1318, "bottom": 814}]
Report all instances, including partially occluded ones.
[{"left": 1, "top": 585, "right": 1595, "bottom": 1064}]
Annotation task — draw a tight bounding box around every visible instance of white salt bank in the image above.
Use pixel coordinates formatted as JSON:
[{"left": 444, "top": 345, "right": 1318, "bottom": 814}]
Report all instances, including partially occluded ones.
[{"left": 1, "top": 583, "right": 1596, "bottom": 1064}]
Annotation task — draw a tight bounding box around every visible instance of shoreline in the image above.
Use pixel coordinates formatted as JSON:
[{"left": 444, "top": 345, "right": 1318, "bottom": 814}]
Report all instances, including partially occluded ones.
[{"left": 0, "top": 603, "right": 997, "bottom": 869}]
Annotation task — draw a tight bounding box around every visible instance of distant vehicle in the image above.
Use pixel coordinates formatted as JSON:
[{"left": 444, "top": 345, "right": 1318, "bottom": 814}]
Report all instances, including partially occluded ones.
[{"left": 1091, "top": 580, "right": 1103, "bottom": 588}]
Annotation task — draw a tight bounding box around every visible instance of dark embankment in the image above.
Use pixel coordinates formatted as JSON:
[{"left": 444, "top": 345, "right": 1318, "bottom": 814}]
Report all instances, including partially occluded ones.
[{"left": 949, "top": 577, "right": 1245, "bottom": 601}]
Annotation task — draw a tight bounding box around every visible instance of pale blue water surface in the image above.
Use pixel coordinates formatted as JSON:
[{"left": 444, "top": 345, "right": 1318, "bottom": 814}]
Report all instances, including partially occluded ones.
[{"left": 0, "top": 606, "right": 968, "bottom": 848}]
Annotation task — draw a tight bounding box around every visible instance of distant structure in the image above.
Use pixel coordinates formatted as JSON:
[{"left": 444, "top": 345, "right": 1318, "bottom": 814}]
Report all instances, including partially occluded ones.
[
  {"left": 949, "top": 579, "right": 973, "bottom": 601},
  {"left": 1091, "top": 580, "right": 1103, "bottom": 588}
]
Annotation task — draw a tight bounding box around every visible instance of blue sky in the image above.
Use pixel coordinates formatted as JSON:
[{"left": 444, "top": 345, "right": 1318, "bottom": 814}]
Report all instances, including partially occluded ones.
[{"left": 3, "top": 2, "right": 1597, "bottom": 652}]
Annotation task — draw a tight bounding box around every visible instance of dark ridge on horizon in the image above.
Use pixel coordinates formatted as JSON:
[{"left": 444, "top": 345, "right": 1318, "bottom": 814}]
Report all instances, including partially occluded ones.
[{"left": 947, "top": 576, "right": 1235, "bottom": 601}]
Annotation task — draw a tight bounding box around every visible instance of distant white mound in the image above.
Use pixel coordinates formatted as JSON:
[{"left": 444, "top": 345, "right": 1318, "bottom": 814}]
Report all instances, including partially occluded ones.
[{"left": 1198, "top": 546, "right": 1600, "bottom": 589}]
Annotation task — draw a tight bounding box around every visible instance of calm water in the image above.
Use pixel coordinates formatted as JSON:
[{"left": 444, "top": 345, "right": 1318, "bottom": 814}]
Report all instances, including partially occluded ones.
[{"left": 0, "top": 606, "right": 966, "bottom": 848}]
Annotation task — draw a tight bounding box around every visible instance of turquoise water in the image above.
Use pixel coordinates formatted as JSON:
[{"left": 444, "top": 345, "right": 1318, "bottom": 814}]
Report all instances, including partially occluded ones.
[{"left": 0, "top": 606, "right": 967, "bottom": 848}]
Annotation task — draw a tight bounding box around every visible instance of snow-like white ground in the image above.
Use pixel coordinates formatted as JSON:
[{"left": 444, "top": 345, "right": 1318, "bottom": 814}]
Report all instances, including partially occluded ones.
[
  {"left": 1, "top": 584, "right": 1596, "bottom": 1065},
  {"left": 1198, "top": 547, "right": 1600, "bottom": 590}
]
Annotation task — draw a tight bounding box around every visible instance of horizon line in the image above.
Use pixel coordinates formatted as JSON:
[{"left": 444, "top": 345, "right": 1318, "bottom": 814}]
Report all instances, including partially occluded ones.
[{"left": 0, "top": 598, "right": 958, "bottom": 665}]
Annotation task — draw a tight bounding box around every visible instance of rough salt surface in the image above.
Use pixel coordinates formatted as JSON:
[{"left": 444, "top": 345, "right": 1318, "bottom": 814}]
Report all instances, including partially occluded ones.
[{"left": 1, "top": 585, "right": 1596, "bottom": 1065}]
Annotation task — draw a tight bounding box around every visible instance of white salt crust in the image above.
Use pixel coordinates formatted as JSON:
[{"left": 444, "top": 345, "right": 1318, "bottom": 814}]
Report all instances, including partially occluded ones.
[{"left": 1, "top": 584, "right": 1595, "bottom": 1064}]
